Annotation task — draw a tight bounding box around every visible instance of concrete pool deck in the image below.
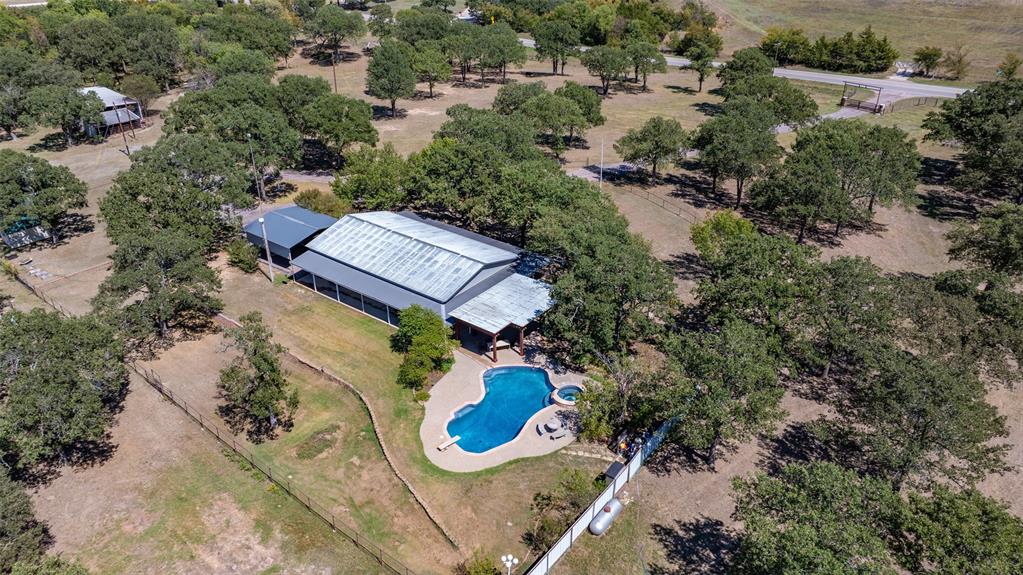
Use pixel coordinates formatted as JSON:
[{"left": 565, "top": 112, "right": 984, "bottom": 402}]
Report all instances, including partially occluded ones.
[{"left": 420, "top": 349, "right": 588, "bottom": 472}]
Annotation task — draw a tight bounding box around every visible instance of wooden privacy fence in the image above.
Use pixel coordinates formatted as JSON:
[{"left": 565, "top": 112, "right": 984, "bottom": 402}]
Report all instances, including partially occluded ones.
[
  {"left": 524, "top": 417, "right": 677, "bottom": 575},
  {"left": 134, "top": 365, "right": 420, "bottom": 575}
]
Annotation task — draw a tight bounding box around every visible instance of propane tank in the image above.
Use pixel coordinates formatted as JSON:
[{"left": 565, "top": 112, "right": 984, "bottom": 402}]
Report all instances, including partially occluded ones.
[{"left": 588, "top": 498, "right": 623, "bottom": 535}]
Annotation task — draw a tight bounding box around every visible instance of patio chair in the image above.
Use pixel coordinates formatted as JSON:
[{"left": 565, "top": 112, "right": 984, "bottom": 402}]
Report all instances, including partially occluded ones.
[
  {"left": 537, "top": 423, "right": 547, "bottom": 437},
  {"left": 544, "top": 417, "right": 562, "bottom": 433},
  {"left": 550, "top": 429, "right": 567, "bottom": 440}
]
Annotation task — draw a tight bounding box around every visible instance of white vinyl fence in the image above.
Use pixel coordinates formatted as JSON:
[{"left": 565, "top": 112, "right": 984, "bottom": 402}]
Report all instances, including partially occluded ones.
[{"left": 524, "top": 418, "right": 676, "bottom": 575}]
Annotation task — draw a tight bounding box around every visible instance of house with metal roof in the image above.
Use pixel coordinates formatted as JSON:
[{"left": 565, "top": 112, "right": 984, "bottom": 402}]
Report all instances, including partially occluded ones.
[
  {"left": 243, "top": 205, "right": 337, "bottom": 267},
  {"left": 287, "top": 211, "right": 553, "bottom": 359},
  {"left": 80, "top": 86, "right": 143, "bottom": 137}
]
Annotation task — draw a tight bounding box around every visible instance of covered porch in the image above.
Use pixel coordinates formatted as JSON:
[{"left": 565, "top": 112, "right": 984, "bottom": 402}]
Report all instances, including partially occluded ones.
[{"left": 448, "top": 273, "right": 553, "bottom": 362}]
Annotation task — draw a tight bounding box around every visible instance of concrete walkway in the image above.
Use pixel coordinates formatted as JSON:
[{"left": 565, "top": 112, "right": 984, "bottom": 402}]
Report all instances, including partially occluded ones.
[{"left": 421, "top": 349, "right": 588, "bottom": 472}]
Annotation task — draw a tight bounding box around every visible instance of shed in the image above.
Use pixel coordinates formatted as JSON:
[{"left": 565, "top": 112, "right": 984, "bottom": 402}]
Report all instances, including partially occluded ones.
[
  {"left": 80, "top": 86, "right": 143, "bottom": 137},
  {"left": 244, "top": 206, "right": 337, "bottom": 267},
  {"left": 1, "top": 225, "right": 51, "bottom": 249}
]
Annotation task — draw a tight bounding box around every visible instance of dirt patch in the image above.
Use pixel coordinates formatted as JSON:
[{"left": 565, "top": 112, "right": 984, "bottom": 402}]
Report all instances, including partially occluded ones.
[{"left": 194, "top": 495, "right": 280, "bottom": 575}]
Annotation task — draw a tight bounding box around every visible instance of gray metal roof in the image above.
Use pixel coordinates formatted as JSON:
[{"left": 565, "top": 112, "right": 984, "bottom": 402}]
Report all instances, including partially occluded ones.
[
  {"left": 99, "top": 108, "right": 140, "bottom": 127},
  {"left": 292, "top": 250, "right": 445, "bottom": 315},
  {"left": 306, "top": 212, "right": 518, "bottom": 302},
  {"left": 244, "top": 206, "right": 337, "bottom": 251},
  {"left": 449, "top": 274, "right": 553, "bottom": 334},
  {"left": 1, "top": 225, "right": 50, "bottom": 249},
  {"left": 81, "top": 86, "right": 137, "bottom": 108}
]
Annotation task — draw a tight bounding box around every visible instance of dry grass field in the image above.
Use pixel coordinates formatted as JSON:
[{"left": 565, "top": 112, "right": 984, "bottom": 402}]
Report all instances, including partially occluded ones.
[
  {"left": 704, "top": 0, "right": 1023, "bottom": 81},
  {"left": 31, "top": 373, "right": 391, "bottom": 575}
]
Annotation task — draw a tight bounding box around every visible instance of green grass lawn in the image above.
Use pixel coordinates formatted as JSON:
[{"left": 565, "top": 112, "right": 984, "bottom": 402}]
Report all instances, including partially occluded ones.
[
  {"left": 789, "top": 79, "right": 845, "bottom": 114},
  {"left": 555, "top": 496, "right": 652, "bottom": 575},
  {"left": 219, "top": 270, "right": 606, "bottom": 569},
  {"left": 241, "top": 365, "right": 451, "bottom": 569}
]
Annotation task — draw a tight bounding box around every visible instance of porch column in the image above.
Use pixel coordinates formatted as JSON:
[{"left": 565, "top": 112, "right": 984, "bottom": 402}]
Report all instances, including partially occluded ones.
[
  {"left": 518, "top": 326, "right": 525, "bottom": 357},
  {"left": 491, "top": 332, "right": 498, "bottom": 362}
]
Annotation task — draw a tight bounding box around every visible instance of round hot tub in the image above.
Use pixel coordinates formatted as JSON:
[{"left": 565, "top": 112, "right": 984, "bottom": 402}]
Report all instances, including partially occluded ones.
[{"left": 551, "top": 384, "right": 584, "bottom": 407}]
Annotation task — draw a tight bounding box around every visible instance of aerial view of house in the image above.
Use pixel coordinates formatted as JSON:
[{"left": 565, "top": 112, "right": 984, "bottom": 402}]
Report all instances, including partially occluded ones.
[{"left": 0, "top": 0, "right": 1021, "bottom": 574}]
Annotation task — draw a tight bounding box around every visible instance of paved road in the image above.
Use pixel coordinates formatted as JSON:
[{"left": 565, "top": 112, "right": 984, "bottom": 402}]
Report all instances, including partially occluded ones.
[{"left": 519, "top": 38, "right": 969, "bottom": 100}]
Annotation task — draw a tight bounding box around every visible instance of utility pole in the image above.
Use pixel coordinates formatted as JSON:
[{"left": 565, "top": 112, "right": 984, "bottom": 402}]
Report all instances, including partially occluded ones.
[
  {"left": 259, "top": 217, "right": 275, "bottom": 283},
  {"left": 599, "top": 135, "right": 605, "bottom": 191},
  {"left": 246, "top": 133, "right": 265, "bottom": 201}
]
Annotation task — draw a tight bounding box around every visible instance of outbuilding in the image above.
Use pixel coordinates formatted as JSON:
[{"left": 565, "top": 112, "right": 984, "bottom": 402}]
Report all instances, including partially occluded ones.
[
  {"left": 80, "top": 86, "right": 143, "bottom": 137},
  {"left": 243, "top": 206, "right": 337, "bottom": 268}
]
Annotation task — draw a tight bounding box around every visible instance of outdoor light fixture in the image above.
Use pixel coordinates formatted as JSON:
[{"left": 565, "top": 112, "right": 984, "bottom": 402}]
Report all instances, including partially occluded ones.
[{"left": 501, "top": 554, "right": 519, "bottom": 575}]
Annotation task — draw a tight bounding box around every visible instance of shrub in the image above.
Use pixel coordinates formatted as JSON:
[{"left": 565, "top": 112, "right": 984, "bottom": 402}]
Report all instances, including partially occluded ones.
[
  {"left": 226, "top": 238, "right": 259, "bottom": 273},
  {"left": 397, "top": 350, "right": 432, "bottom": 390},
  {"left": 454, "top": 550, "right": 500, "bottom": 575},
  {"left": 525, "top": 469, "right": 604, "bottom": 553},
  {"left": 391, "top": 305, "right": 447, "bottom": 353},
  {"left": 1, "top": 260, "right": 19, "bottom": 280},
  {"left": 293, "top": 188, "right": 350, "bottom": 218}
]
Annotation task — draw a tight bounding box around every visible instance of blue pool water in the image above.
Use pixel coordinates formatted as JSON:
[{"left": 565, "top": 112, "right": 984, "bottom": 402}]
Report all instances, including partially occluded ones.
[
  {"left": 556, "top": 385, "right": 583, "bottom": 402},
  {"left": 446, "top": 366, "right": 554, "bottom": 453}
]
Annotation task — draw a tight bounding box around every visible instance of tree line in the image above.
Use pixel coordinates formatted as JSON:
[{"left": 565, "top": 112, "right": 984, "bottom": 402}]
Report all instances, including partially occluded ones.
[{"left": 759, "top": 25, "right": 899, "bottom": 73}]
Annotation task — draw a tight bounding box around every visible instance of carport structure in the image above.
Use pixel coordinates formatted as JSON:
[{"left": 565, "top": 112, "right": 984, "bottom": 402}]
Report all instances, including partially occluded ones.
[
  {"left": 243, "top": 206, "right": 337, "bottom": 269},
  {"left": 449, "top": 274, "right": 553, "bottom": 361}
]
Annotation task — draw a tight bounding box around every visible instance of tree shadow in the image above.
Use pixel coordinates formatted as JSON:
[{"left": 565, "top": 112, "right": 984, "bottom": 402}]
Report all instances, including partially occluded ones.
[
  {"left": 299, "top": 45, "right": 363, "bottom": 66},
  {"left": 27, "top": 133, "right": 70, "bottom": 153},
  {"left": 918, "top": 156, "right": 957, "bottom": 187},
  {"left": 649, "top": 516, "right": 738, "bottom": 575},
  {"left": 916, "top": 188, "right": 978, "bottom": 221},
  {"left": 451, "top": 79, "right": 488, "bottom": 89},
  {"left": 265, "top": 179, "right": 297, "bottom": 201},
  {"left": 643, "top": 440, "right": 738, "bottom": 476},
  {"left": 300, "top": 138, "right": 343, "bottom": 171},
  {"left": 370, "top": 105, "right": 406, "bottom": 120},
  {"left": 411, "top": 89, "right": 445, "bottom": 100},
  {"left": 756, "top": 421, "right": 834, "bottom": 476},
  {"left": 665, "top": 84, "right": 697, "bottom": 95},
  {"left": 12, "top": 437, "right": 121, "bottom": 486},
  {"left": 667, "top": 172, "right": 730, "bottom": 210},
  {"left": 666, "top": 252, "right": 711, "bottom": 282},
  {"left": 49, "top": 213, "right": 95, "bottom": 246},
  {"left": 692, "top": 101, "right": 723, "bottom": 117}
]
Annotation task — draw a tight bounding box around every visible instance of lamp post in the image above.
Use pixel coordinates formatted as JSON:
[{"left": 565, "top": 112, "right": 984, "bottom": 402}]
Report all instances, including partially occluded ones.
[
  {"left": 246, "top": 132, "right": 264, "bottom": 202},
  {"left": 500, "top": 554, "right": 519, "bottom": 575},
  {"left": 259, "top": 217, "right": 275, "bottom": 283}
]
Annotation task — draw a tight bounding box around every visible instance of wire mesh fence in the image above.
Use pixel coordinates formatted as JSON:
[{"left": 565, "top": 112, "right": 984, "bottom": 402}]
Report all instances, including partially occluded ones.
[
  {"left": 884, "top": 96, "right": 946, "bottom": 114},
  {"left": 132, "top": 365, "right": 419, "bottom": 575}
]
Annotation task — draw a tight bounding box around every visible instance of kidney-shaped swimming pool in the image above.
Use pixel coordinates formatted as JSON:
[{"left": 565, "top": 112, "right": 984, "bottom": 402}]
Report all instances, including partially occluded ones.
[{"left": 446, "top": 366, "right": 554, "bottom": 453}]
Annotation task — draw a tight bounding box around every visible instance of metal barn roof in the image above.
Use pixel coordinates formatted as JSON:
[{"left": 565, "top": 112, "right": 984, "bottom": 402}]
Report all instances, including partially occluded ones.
[
  {"left": 99, "top": 108, "right": 141, "bottom": 127},
  {"left": 449, "top": 273, "right": 553, "bottom": 334},
  {"left": 244, "top": 206, "right": 337, "bottom": 250},
  {"left": 306, "top": 212, "right": 519, "bottom": 302},
  {"left": 1, "top": 225, "right": 51, "bottom": 249},
  {"left": 81, "top": 86, "right": 137, "bottom": 108}
]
